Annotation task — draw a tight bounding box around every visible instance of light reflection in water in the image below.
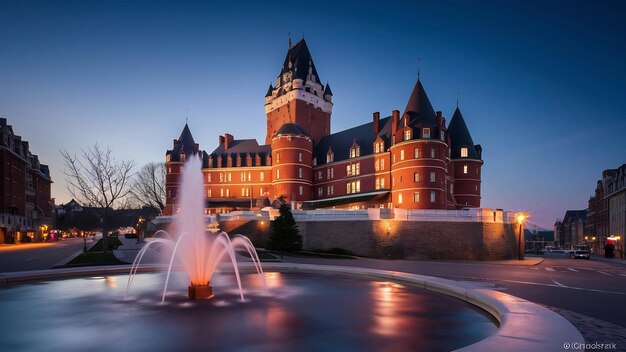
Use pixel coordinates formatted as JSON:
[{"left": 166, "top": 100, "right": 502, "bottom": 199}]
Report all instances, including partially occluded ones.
[{"left": 371, "top": 281, "right": 419, "bottom": 337}]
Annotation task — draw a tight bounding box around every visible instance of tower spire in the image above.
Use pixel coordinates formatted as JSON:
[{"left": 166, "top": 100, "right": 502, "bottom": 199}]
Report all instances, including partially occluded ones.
[
  {"left": 288, "top": 32, "right": 292, "bottom": 48},
  {"left": 417, "top": 57, "right": 422, "bottom": 81}
]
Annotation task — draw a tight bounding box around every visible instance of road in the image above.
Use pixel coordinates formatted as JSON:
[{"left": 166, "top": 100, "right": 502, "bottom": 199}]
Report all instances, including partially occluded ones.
[{"left": 0, "top": 238, "right": 87, "bottom": 272}]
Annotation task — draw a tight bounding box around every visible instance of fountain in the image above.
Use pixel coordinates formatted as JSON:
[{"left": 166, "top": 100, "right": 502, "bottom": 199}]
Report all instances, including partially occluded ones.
[{"left": 126, "top": 155, "right": 266, "bottom": 301}]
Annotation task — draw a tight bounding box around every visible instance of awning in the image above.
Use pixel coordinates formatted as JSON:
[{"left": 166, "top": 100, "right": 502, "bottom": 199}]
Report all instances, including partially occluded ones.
[{"left": 302, "top": 190, "right": 390, "bottom": 209}]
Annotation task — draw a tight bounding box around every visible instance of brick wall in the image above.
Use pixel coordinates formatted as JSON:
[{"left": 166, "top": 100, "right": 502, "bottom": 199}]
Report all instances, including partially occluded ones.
[{"left": 216, "top": 219, "right": 517, "bottom": 260}]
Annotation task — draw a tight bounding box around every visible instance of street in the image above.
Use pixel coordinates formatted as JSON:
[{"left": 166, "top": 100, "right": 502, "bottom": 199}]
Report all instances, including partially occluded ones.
[{"left": 0, "top": 238, "right": 87, "bottom": 272}]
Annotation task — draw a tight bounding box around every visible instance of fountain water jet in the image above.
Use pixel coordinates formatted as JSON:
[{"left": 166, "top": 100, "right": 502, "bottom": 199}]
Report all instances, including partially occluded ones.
[{"left": 127, "top": 155, "right": 266, "bottom": 301}]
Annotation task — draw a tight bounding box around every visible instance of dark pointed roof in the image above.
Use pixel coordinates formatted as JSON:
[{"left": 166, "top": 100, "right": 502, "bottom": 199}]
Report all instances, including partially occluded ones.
[
  {"left": 167, "top": 123, "right": 198, "bottom": 161},
  {"left": 282, "top": 38, "right": 321, "bottom": 84},
  {"left": 324, "top": 83, "right": 333, "bottom": 96},
  {"left": 274, "top": 123, "right": 309, "bottom": 137},
  {"left": 265, "top": 84, "right": 274, "bottom": 97},
  {"left": 403, "top": 80, "right": 437, "bottom": 127},
  {"left": 209, "top": 139, "right": 272, "bottom": 167},
  {"left": 448, "top": 107, "right": 480, "bottom": 159}
]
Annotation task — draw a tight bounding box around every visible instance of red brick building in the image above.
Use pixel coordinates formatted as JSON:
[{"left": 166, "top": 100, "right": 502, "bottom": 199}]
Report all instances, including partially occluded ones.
[
  {"left": 0, "top": 118, "right": 53, "bottom": 243},
  {"left": 164, "top": 39, "right": 483, "bottom": 215}
]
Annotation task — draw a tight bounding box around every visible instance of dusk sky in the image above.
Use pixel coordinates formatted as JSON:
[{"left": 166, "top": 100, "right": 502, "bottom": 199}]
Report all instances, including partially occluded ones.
[{"left": 2, "top": 0, "right": 625, "bottom": 229}]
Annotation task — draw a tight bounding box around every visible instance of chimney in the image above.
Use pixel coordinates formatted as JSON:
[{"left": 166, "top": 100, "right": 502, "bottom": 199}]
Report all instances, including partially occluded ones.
[
  {"left": 402, "top": 113, "right": 410, "bottom": 127},
  {"left": 475, "top": 144, "right": 483, "bottom": 159},
  {"left": 173, "top": 139, "right": 178, "bottom": 148},
  {"left": 436, "top": 111, "right": 443, "bottom": 126},
  {"left": 372, "top": 112, "right": 380, "bottom": 135},
  {"left": 218, "top": 135, "right": 225, "bottom": 146},
  {"left": 224, "top": 133, "right": 234, "bottom": 150},
  {"left": 391, "top": 110, "right": 400, "bottom": 133}
]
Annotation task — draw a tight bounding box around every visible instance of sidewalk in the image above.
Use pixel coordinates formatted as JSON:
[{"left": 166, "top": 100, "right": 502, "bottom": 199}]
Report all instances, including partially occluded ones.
[{"left": 590, "top": 254, "right": 626, "bottom": 266}]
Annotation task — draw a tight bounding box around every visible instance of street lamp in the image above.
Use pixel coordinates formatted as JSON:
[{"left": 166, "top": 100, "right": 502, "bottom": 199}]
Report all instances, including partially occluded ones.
[{"left": 516, "top": 212, "right": 530, "bottom": 261}]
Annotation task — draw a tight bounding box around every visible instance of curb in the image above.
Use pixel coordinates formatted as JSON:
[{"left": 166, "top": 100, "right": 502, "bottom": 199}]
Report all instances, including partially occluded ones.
[{"left": 0, "top": 262, "right": 583, "bottom": 352}]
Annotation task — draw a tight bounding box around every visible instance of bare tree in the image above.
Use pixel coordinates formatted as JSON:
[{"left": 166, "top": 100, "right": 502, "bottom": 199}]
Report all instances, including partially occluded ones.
[
  {"left": 61, "top": 144, "right": 135, "bottom": 251},
  {"left": 130, "top": 162, "right": 166, "bottom": 212}
]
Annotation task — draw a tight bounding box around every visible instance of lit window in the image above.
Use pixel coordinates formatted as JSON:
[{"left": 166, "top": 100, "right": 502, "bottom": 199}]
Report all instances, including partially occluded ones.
[
  {"left": 276, "top": 169, "right": 280, "bottom": 179},
  {"left": 327, "top": 153, "right": 334, "bottom": 163},
  {"left": 226, "top": 189, "right": 230, "bottom": 197},
  {"left": 430, "top": 148, "right": 435, "bottom": 158},
  {"left": 400, "top": 150, "right": 405, "bottom": 161},
  {"left": 299, "top": 168, "right": 303, "bottom": 178},
  {"left": 220, "top": 173, "right": 224, "bottom": 182},
  {"left": 298, "top": 152, "right": 302, "bottom": 162},
  {"left": 398, "top": 193, "right": 403, "bottom": 204},
  {"left": 414, "top": 192, "right": 419, "bottom": 203},
  {"left": 380, "top": 159, "right": 384, "bottom": 170},
  {"left": 430, "top": 172, "right": 435, "bottom": 182},
  {"left": 220, "top": 188, "right": 224, "bottom": 197},
  {"left": 313, "top": 157, "right": 317, "bottom": 166},
  {"left": 422, "top": 128, "right": 430, "bottom": 139},
  {"left": 228, "top": 173, "right": 231, "bottom": 182},
  {"left": 347, "top": 182, "right": 351, "bottom": 194},
  {"left": 208, "top": 189, "right": 211, "bottom": 197},
  {"left": 430, "top": 191, "right": 436, "bottom": 203},
  {"left": 276, "top": 152, "right": 280, "bottom": 163},
  {"left": 260, "top": 172, "right": 264, "bottom": 181},
  {"left": 461, "top": 148, "right": 468, "bottom": 158},
  {"left": 248, "top": 173, "right": 251, "bottom": 181},
  {"left": 403, "top": 130, "right": 411, "bottom": 141},
  {"left": 166, "top": 154, "right": 171, "bottom": 162},
  {"left": 331, "top": 168, "right": 334, "bottom": 178},
  {"left": 414, "top": 148, "right": 419, "bottom": 159},
  {"left": 299, "top": 186, "right": 303, "bottom": 196},
  {"left": 376, "top": 178, "right": 380, "bottom": 190},
  {"left": 208, "top": 174, "right": 211, "bottom": 182},
  {"left": 240, "top": 172, "right": 244, "bottom": 181},
  {"left": 414, "top": 173, "right": 419, "bottom": 182},
  {"left": 346, "top": 164, "right": 351, "bottom": 176},
  {"left": 463, "top": 165, "right": 468, "bottom": 174},
  {"left": 380, "top": 178, "right": 385, "bottom": 188},
  {"left": 375, "top": 159, "right": 380, "bottom": 171},
  {"left": 356, "top": 163, "right": 360, "bottom": 175}
]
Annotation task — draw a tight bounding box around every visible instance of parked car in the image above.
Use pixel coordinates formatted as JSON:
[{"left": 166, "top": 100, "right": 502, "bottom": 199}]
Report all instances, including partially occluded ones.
[{"left": 570, "top": 245, "right": 590, "bottom": 259}]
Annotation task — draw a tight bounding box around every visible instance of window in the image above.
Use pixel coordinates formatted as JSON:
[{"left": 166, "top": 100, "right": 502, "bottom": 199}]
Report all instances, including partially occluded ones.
[
  {"left": 276, "top": 169, "right": 280, "bottom": 179},
  {"left": 166, "top": 154, "right": 171, "bottom": 162},
  {"left": 463, "top": 165, "right": 468, "bottom": 174},
  {"left": 220, "top": 173, "right": 224, "bottom": 182},
  {"left": 260, "top": 172, "right": 265, "bottom": 181},
  {"left": 414, "top": 192, "right": 419, "bottom": 203},
  {"left": 440, "top": 131, "right": 445, "bottom": 141},
  {"left": 228, "top": 173, "right": 232, "bottom": 182},
  {"left": 375, "top": 159, "right": 380, "bottom": 171},
  {"left": 327, "top": 153, "right": 334, "bottom": 163},
  {"left": 430, "top": 148, "right": 435, "bottom": 158},
  {"left": 208, "top": 174, "right": 211, "bottom": 182},
  {"left": 403, "top": 129, "right": 411, "bottom": 141},
  {"left": 461, "top": 147, "right": 468, "bottom": 158},
  {"left": 376, "top": 178, "right": 380, "bottom": 190},
  {"left": 400, "top": 150, "right": 405, "bottom": 161},
  {"left": 347, "top": 182, "right": 351, "bottom": 193},
  {"left": 398, "top": 193, "right": 403, "bottom": 204},
  {"left": 317, "top": 171, "right": 322, "bottom": 180},
  {"left": 430, "top": 191, "right": 436, "bottom": 203},
  {"left": 240, "top": 172, "right": 244, "bottom": 181},
  {"left": 414, "top": 148, "right": 419, "bottom": 159},
  {"left": 299, "top": 186, "right": 303, "bottom": 196},
  {"left": 380, "top": 159, "right": 384, "bottom": 170},
  {"left": 241, "top": 187, "right": 245, "bottom": 196},
  {"left": 181, "top": 154, "right": 186, "bottom": 162},
  {"left": 380, "top": 178, "right": 385, "bottom": 189},
  {"left": 430, "top": 172, "right": 436, "bottom": 182},
  {"left": 299, "top": 168, "right": 303, "bottom": 178},
  {"left": 374, "top": 142, "right": 383, "bottom": 153},
  {"left": 356, "top": 163, "right": 360, "bottom": 175},
  {"left": 318, "top": 187, "right": 323, "bottom": 196},
  {"left": 414, "top": 173, "right": 420, "bottom": 182},
  {"left": 298, "top": 152, "right": 302, "bottom": 162},
  {"left": 350, "top": 146, "right": 360, "bottom": 158},
  {"left": 208, "top": 189, "right": 212, "bottom": 197},
  {"left": 226, "top": 189, "right": 230, "bottom": 197},
  {"left": 331, "top": 168, "right": 334, "bottom": 178},
  {"left": 346, "top": 164, "right": 351, "bottom": 176},
  {"left": 422, "top": 128, "right": 430, "bottom": 139},
  {"left": 220, "top": 188, "right": 224, "bottom": 197},
  {"left": 168, "top": 167, "right": 172, "bottom": 174},
  {"left": 313, "top": 157, "right": 317, "bottom": 166}
]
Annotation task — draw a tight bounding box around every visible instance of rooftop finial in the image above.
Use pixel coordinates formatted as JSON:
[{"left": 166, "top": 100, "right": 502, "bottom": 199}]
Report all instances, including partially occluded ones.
[
  {"left": 417, "top": 57, "right": 422, "bottom": 81},
  {"left": 456, "top": 91, "right": 460, "bottom": 108},
  {"left": 288, "top": 32, "right": 292, "bottom": 48},
  {"left": 185, "top": 108, "right": 189, "bottom": 124}
]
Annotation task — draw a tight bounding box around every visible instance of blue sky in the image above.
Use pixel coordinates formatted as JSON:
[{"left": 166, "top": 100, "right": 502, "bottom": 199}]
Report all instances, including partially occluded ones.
[{"left": 2, "top": 0, "right": 625, "bottom": 229}]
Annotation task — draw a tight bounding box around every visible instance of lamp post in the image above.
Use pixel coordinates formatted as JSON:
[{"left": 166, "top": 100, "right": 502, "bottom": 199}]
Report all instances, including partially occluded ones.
[{"left": 516, "top": 213, "right": 530, "bottom": 261}]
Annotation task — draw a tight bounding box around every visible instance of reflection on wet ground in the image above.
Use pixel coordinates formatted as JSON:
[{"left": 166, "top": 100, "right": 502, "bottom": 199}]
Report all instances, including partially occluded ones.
[{"left": 0, "top": 272, "right": 497, "bottom": 351}]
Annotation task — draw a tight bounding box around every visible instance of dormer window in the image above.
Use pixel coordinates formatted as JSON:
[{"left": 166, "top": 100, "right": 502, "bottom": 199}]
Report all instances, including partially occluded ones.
[
  {"left": 403, "top": 129, "right": 411, "bottom": 141},
  {"left": 166, "top": 154, "right": 171, "bottom": 162},
  {"left": 422, "top": 128, "right": 431, "bottom": 139},
  {"left": 374, "top": 141, "right": 384, "bottom": 153},
  {"left": 327, "top": 152, "right": 334, "bottom": 163},
  {"left": 349, "top": 146, "right": 360, "bottom": 158},
  {"left": 461, "top": 147, "right": 468, "bottom": 158},
  {"left": 180, "top": 153, "right": 186, "bottom": 162},
  {"left": 440, "top": 131, "right": 445, "bottom": 141}
]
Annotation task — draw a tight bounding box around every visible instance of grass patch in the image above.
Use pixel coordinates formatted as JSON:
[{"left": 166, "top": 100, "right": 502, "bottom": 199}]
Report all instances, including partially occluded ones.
[
  {"left": 88, "top": 236, "right": 123, "bottom": 252},
  {"left": 62, "top": 251, "right": 128, "bottom": 267}
]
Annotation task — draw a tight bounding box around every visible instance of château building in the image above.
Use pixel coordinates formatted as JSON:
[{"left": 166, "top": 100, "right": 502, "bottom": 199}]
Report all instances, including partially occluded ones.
[{"left": 164, "top": 39, "right": 483, "bottom": 215}]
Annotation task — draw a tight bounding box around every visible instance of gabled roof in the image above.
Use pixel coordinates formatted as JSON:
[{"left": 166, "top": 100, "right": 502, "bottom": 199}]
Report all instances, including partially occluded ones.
[
  {"left": 274, "top": 123, "right": 309, "bottom": 137},
  {"left": 282, "top": 38, "right": 322, "bottom": 84},
  {"left": 314, "top": 116, "right": 392, "bottom": 166},
  {"left": 563, "top": 210, "right": 587, "bottom": 223},
  {"left": 448, "top": 107, "right": 480, "bottom": 159},
  {"left": 209, "top": 139, "right": 271, "bottom": 167},
  {"left": 403, "top": 79, "right": 437, "bottom": 128},
  {"left": 167, "top": 123, "right": 198, "bottom": 161}
]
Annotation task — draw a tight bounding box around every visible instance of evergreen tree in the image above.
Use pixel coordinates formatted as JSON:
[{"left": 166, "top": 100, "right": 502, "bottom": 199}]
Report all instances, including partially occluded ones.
[{"left": 268, "top": 204, "right": 302, "bottom": 252}]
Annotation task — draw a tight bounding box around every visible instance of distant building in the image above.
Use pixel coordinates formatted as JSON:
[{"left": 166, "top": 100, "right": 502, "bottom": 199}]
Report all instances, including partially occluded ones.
[
  {"left": 586, "top": 164, "right": 626, "bottom": 253},
  {"left": 0, "top": 118, "right": 53, "bottom": 243},
  {"left": 164, "top": 39, "right": 484, "bottom": 215},
  {"left": 560, "top": 210, "right": 586, "bottom": 248}
]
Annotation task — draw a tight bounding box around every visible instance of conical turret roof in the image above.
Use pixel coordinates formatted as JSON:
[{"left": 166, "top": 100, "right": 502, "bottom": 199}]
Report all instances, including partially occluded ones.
[
  {"left": 448, "top": 107, "right": 479, "bottom": 159},
  {"left": 282, "top": 38, "right": 322, "bottom": 84},
  {"left": 168, "top": 123, "right": 198, "bottom": 161},
  {"left": 403, "top": 79, "right": 437, "bottom": 127},
  {"left": 265, "top": 84, "right": 274, "bottom": 97},
  {"left": 324, "top": 83, "right": 333, "bottom": 96}
]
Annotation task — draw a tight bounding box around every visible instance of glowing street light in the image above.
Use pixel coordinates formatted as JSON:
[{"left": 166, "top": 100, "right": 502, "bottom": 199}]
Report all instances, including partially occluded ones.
[{"left": 516, "top": 212, "right": 530, "bottom": 261}]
